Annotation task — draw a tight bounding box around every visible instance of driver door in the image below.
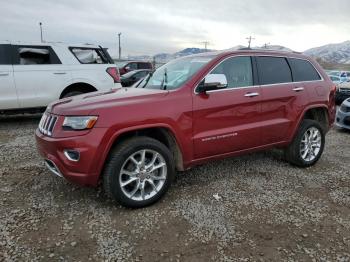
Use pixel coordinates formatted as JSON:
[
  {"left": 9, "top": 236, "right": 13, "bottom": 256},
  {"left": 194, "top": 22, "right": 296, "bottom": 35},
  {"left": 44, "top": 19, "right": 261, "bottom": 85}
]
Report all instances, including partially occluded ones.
[{"left": 192, "top": 56, "right": 262, "bottom": 159}]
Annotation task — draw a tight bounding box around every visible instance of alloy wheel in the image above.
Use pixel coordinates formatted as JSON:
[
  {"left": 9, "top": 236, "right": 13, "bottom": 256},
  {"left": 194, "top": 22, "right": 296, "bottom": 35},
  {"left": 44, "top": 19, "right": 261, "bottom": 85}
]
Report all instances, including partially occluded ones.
[{"left": 119, "top": 149, "right": 167, "bottom": 201}]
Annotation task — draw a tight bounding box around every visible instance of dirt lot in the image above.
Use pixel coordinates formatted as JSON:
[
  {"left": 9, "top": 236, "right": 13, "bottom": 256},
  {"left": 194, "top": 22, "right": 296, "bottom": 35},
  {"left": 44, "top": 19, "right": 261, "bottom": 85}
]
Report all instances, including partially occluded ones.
[{"left": 0, "top": 115, "right": 349, "bottom": 262}]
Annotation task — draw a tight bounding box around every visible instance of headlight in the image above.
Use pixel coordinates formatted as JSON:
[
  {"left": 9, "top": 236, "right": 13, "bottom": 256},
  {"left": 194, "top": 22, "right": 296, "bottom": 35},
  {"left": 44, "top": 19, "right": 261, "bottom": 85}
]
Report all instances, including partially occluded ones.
[{"left": 62, "top": 116, "right": 98, "bottom": 130}]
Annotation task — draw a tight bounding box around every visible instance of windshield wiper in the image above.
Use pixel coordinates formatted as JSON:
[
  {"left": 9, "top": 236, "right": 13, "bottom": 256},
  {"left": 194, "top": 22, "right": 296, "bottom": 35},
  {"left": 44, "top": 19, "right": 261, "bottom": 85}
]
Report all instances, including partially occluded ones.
[
  {"left": 140, "top": 71, "right": 154, "bottom": 88},
  {"left": 160, "top": 68, "right": 168, "bottom": 90}
]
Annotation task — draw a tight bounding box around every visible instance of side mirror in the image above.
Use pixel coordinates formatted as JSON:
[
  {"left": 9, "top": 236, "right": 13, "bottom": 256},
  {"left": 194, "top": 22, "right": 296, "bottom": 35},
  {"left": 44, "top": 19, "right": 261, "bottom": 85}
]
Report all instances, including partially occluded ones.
[
  {"left": 197, "top": 74, "right": 228, "bottom": 93},
  {"left": 125, "top": 66, "right": 131, "bottom": 71}
]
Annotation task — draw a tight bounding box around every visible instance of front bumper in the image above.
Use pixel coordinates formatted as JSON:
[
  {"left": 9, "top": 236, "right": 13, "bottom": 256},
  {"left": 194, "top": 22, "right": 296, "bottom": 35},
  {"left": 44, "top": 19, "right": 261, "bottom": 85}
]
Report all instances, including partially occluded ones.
[
  {"left": 35, "top": 128, "right": 109, "bottom": 187},
  {"left": 336, "top": 90, "right": 350, "bottom": 104},
  {"left": 336, "top": 108, "right": 350, "bottom": 130}
]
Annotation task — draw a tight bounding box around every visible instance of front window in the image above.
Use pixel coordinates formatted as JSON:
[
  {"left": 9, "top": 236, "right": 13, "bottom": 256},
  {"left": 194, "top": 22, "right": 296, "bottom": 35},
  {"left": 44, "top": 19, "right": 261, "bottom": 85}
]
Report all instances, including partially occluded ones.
[{"left": 140, "top": 55, "right": 214, "bottom": 90}]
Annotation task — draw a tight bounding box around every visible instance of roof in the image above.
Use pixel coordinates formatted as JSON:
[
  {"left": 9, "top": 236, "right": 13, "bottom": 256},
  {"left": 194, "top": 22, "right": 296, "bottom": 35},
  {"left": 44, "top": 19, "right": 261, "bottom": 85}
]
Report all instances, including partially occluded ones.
[
  {"left": 186, "top": 48, "right": 308, "bottom": 60},
  {"left": 0, "top": 41, "right": 103, "bottom": 49}
]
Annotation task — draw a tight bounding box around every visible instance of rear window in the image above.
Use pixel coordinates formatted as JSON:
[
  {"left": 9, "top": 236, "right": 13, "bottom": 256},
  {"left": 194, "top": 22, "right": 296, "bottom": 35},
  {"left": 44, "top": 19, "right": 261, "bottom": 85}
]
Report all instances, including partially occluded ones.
[
  {"left": 256, "top": 56, "right": 292, "bottom": 85},
  {"left": 70, "top": 48, "right": 109, "bottom": 64},
  {"left": 288, "top": 58, "right": 321, "bottom": 82},
  {"left": 138, "top": 62, "right": 152, "bottom": 69},
  {"left": 14, "top": 46, "right": 61, "bottom": 65},
  {"left": 0, "top": 45, "right": 11, "bottom": 65}
]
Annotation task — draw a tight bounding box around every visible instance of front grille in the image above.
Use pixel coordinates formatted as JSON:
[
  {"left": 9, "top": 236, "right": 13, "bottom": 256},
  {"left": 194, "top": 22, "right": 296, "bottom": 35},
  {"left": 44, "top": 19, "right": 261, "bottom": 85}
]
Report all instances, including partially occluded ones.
[
  {"left": 344, "top": 117, "right": 350, "bottom": 126},
  {"left": 340, "top": 104, "right": 350, "bottom": 113},
  {"left": 339, "top": 88, "right": 350, "bottom": 95},
  {"left": 39, "top": 113, "right": 58, "bottom": 136}
]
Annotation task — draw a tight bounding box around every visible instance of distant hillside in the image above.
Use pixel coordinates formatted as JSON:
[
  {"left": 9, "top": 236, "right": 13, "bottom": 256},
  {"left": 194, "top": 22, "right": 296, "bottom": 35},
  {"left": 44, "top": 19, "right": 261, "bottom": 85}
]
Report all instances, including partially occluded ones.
[
  {"left": 316, "top": 58, "right": 350, "bottom": 71},
  {"left": 304, "top": 41, "right": 350, "bottom": 64}
]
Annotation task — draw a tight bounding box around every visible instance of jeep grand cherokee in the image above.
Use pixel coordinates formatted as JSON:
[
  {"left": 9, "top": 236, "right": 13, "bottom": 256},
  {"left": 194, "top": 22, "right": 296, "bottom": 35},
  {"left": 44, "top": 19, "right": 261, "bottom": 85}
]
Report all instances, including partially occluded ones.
[{"left": 36, "top": 50, "right": 336, "bottom": 208}]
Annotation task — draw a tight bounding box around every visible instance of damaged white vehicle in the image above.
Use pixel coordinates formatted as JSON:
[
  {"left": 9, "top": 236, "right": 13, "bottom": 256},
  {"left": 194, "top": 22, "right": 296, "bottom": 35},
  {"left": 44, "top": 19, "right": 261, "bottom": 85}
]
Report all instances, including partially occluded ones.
[{"left": 0, "top": 41, "right": 121, "bottom": 113}]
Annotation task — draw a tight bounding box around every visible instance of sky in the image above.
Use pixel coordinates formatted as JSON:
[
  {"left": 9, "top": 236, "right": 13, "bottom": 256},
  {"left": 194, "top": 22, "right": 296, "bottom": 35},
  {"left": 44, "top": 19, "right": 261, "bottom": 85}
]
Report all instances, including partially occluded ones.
[{"left": 1, "top": 0, "right": 350, "bottom": 57}]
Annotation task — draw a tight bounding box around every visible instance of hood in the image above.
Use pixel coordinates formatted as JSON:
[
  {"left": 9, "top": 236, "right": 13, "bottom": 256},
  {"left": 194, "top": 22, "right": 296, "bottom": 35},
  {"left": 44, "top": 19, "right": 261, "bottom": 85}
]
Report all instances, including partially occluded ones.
[{"left": 48, "top": 88, "right": 169, "bottom": 115}]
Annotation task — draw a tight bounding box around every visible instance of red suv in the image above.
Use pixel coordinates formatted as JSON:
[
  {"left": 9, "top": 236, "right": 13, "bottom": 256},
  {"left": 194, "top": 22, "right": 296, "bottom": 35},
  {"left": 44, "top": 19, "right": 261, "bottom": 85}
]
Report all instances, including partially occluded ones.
[
  {"left": 36, "top": 50, "right": 336, "bottom": 208},
  {"left": 117, "top": 61, "right": 153, "bottom": 75}
]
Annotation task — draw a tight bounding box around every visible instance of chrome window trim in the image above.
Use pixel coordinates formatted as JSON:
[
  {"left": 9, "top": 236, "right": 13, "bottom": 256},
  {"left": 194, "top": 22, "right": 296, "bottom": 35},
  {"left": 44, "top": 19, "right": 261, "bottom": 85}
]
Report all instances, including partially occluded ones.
[{"left": 194, "top": 54, "right": 325, "bottom": 95}]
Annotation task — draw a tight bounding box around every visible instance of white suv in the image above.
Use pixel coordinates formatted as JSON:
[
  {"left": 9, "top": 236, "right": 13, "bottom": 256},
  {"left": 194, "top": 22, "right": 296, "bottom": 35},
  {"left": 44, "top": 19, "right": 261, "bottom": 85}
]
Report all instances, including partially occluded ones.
[{"left": 0, "top": 41, "right": 121, "bottom": 112}]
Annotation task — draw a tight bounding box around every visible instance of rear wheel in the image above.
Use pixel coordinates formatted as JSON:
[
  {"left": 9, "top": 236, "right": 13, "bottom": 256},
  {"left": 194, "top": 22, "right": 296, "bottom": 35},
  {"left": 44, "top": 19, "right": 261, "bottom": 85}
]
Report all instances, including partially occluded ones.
[
  {"left": 103, "top": 137, "right": 175, "bottom": 208},
  {"left": 285, "top": 119, "right": 325, "bottom": 167}
]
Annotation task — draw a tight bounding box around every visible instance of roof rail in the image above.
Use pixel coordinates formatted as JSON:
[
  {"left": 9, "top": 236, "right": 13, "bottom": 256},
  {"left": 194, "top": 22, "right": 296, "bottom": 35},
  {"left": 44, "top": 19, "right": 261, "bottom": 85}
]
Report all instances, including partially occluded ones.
[{"left": 238, "top": 47, "right": 302, "bottom": 54}]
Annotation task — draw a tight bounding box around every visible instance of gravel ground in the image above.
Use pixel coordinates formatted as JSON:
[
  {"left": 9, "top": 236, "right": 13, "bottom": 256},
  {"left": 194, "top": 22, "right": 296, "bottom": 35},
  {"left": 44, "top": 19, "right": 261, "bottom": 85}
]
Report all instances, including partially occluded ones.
[{"left": 0, "top": 115, "right": 349, "bottom": 261}]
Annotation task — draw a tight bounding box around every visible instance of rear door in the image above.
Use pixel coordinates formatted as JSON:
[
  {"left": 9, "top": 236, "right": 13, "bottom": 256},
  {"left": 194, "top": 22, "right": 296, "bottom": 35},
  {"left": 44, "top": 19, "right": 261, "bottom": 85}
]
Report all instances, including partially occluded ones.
[
  {"left": 13, "top": 45, "right": 70, "bottom": 108},
  {"left": 192, "top": 56, "right": 262, "bottom": 159},
  {"left": 0, "top": 44, "right": 19, "bottom": 110},
  {"left": 256, "top": 56, "right": 308, "bottom": 145}
]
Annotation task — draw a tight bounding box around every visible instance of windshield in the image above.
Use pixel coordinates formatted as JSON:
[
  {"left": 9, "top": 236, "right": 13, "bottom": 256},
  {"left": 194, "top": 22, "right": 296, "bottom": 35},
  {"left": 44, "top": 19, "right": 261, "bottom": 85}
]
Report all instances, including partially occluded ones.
[{"left": 140, "top": 55, "right": 214, "bottom": 90}]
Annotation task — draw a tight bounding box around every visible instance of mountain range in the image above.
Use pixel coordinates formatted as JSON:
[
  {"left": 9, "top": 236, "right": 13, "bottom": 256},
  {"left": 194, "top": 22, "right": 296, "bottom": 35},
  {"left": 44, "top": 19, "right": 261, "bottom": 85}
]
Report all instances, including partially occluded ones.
[{"left": 127, "top": 41, "right": 350, "bottom": 65}]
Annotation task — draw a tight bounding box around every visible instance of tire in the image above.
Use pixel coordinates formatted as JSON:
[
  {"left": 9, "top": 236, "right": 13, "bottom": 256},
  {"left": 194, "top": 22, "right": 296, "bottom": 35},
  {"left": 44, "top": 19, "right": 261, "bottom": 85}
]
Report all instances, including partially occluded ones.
[
  {"left": 103, "top": 137, "right": 175, "bottom": 208},
  {"left": 285, "top": 119, "right": 325, "bottom": 167},
  {"left": 62, "top": 91, "right": 84, "bottom": 98}
]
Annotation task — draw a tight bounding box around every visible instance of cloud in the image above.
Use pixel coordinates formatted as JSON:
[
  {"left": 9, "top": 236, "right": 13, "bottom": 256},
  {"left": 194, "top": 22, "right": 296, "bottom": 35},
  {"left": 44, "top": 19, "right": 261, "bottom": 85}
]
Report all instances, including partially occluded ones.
[{"left": 0, "top": 0, "right": 349, "bottom": 56}]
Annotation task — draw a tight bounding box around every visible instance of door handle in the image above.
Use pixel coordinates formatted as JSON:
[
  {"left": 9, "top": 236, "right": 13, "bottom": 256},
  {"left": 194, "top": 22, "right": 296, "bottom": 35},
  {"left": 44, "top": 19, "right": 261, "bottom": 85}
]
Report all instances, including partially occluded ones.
[
  {"left": 0, "top": 72, "right": 9, "bottom": 76},
  {"left": 244, "top": 92, "right": 259, "bottom": 97},
  {"left": 53, "top": 72, "right": 67, "bottom": 75},
  {"left": 293, "top": 87, "right": 304, "bottom": 92}
]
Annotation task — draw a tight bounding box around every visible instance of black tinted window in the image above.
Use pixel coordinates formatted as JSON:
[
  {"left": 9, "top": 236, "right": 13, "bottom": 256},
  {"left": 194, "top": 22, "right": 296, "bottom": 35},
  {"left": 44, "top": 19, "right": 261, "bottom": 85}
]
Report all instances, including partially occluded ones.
[
  {"left": 0, "top": 45, "right": 11, "bottom": 65},
  {"left": 138, "top": 62, "right": 152, "bottom": 69},
  {"left": 289, "top": 58, "right": 321, "bottom": 82},
  {"left": 256, "top": 57, "right": 292, "bottom": 85},
  {"left": 128, "top": 63, "right": 138, "bottom": 70},
  {"left": 211, "top": 56, "right": 253, "bottom": 88},
  {"left": 14, "top": 46, "right": 61, "bottom": 65}
]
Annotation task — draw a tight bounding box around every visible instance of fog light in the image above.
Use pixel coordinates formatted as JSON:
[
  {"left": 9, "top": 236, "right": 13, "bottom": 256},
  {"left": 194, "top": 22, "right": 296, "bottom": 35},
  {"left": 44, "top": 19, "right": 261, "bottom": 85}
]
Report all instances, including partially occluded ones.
[{"left": 64, "top": 150, "right": 80, "bottom": 162}]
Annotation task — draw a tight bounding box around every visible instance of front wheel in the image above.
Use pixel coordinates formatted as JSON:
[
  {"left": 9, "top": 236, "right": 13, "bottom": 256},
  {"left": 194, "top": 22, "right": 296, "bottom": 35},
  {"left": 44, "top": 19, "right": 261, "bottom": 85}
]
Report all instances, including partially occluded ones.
[
  {"left": 285, "top": 119, "right": 325, "bottom": 167},
  {"left": 103, "top": 137, "right": 175, "bottom": 208}
]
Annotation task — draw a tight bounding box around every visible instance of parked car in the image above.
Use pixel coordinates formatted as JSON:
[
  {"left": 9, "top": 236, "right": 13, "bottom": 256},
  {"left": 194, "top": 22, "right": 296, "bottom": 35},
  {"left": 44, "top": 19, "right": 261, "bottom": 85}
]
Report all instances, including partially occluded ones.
[
  {"left": 340, "top": 71, "right": 350, "bottom": 82},
  {"left": 335, "top": 82, "right": 350, "bottom": 105},
  {"left": 36, "top": 49, "right": 336, "bottom": 208},
  {"left": 330, "top": 75, "right": 343, "bottom": 85},
  {"left": 336, "top": 98, "right": 350, "bottom": 130},
  {"left": 328, "top": 71, "right": 340, "bottom": 77},
  {"left": 117, "top": 61, "right": 153, "bottom": 75},
  {"left": 121, "top": 69, "right": 151, "bottom": 87},
  {"left": 0, "top": 41, "right": 121, "bottom": 113}
]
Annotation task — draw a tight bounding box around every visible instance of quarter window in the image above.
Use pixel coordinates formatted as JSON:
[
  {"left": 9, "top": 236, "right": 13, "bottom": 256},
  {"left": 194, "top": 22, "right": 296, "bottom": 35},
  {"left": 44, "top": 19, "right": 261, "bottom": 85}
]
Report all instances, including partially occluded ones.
[
  {"left": 288, "top": 58, "right": 321, "bottom": 82},
  {"left": 211, "top": 56, "right": 253, "bottom": 88},
  {"left": 70, "top": 48, "right": 109, "bottom": 64},
  {"left": 256, "top": 57, "right": 292, "bottom": 85}
]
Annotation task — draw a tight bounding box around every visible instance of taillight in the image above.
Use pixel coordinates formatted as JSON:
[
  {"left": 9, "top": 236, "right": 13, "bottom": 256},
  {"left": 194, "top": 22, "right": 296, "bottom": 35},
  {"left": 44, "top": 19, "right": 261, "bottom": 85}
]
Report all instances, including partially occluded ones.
[{"left": 106, "top": 67, "right": 121, "bottom": 83}]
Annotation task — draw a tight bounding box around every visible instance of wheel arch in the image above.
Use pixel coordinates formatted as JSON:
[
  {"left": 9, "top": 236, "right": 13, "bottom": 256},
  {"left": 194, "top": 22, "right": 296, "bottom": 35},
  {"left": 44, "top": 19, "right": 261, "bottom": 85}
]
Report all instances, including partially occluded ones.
[
  {"left": 291, "top": 105, "right": 330, "bottom": 141},
  {"left": 99, "top": 125, "right": 185, "bottom": 178},
  {"left": 60, "top": 82, "right": 97, "bottom": 99}
]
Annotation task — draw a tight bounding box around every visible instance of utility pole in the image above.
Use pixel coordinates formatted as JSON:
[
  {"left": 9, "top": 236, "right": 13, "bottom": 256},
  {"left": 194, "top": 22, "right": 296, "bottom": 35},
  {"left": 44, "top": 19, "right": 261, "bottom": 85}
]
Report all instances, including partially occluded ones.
[
  {"left": 263, "top": 42, "right": 270, "bottom": 49},
  {"left": 118, "top": 33, "right": 122, "bottom": 60},
  {"left": 246, "top": 36, "right": 255, "bottom": 49},
  {"left": 201, "top": 41, "right": 210, "bottom": 51},
  {"left": 39, "top": 22, "right": 43, "bottom": 43}
]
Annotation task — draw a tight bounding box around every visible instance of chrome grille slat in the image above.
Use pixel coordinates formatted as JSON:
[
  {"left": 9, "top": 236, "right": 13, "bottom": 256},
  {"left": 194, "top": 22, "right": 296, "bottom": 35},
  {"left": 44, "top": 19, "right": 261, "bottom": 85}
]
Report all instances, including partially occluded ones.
[{"left": 39, "top": 113, "right": 58, "bottom": 137}]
